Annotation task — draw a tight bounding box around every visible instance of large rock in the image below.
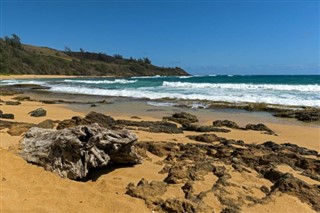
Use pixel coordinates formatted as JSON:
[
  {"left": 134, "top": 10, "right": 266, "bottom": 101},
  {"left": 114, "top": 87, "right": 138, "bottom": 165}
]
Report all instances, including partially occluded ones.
[
  {"left": 28, "top": 108, "right": 47, "bottom": 117},
  {"left": 163, "top": 112, "right": 199, "bottom": 125},
  {"left": 212, "top": 120, "right": 240, "bottom": 129},
  {"left": 20, "top": 124, "right": 142, "bottom": 179},
  {"left": 57, "top": 112, "right": 116, "bottom": 130},
  {"left": 245, "top": 123, "right": 275, "bottom": 135}
]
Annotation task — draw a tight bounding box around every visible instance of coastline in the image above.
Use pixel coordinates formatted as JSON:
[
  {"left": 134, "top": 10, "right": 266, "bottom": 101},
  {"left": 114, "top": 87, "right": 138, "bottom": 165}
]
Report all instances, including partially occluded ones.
[
  {"left": 1, "top": 84, "right": 319, "bottom": 212},
  {"left": 0, "top": 74, "right": 116, "bottom": 80}
]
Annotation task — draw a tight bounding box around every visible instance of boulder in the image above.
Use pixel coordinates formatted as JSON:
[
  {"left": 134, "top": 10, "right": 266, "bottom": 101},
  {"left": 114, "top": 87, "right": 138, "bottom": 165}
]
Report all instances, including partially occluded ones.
[
  {"left": 5, "top": 101, "right": 21, "bottom": 105},
  {"left": 183, "top": 124, "right": 230, "bottom": 133},
  {"left": 37, "top": 119, "right": 55, "bottom": 129},
  {"left": 187, "top": 133, "right": 220, "bottom": 143},
  {"left": 163, "top": 112, "right": 199, "bottom": 125},
  {"left": 20, "top": 124, "right": 142, "bottom": 179},
  {"left": 0, "top": 113, "right": 14, "bottom": 119},
  {"left": 13, "top": 96, "right": 31, "bottom": 101},
  {"left": 28, "top": 108, "right": 47, "bottom": 117},
  {"left": 57, "top": 112, "right": 116, "bottom": 130},
  {"left": 245, "top": 123, "right": 275, "bottom": 135},
  {"left": 212, "top": 120, "right": 240, "bottom": 129},
  {"left": 126, "top": 178, "right": 167, "bottom": 199}
]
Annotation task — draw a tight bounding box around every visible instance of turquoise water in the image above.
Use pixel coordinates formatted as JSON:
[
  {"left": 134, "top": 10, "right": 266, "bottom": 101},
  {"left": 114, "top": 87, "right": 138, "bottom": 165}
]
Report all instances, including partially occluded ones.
[{"left": 1, "top": 75, "right": 319, "bottom": 107}]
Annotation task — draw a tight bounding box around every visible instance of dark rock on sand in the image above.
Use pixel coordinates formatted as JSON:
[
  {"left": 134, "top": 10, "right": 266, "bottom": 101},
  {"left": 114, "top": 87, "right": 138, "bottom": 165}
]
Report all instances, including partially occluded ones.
[
  {"left": 163, "top": 112, "right": 199, "bottom": 125},
  {"left": 13, "top": 96, "right": 31, "bottom": 101},
  {"left": 37, "top": 119, "right": 55, "bottom": 129},
  {"left": 274, "top": 109, "right": 320, "bottom": 122},
  {"left": 7, "top": 123, "right": 33, "bottom": 136},
  {"left": 5, "top": 101, "right": 21, "bottom": 105},
  {"left": 161, "top": 198, "right": 196, "bottom": 213},
  {"left": 245, "top": 123, "right": 275, "bottom": 135},
  {"left": 183, "top": 124, "right": 230, "bottom": 133},
  {"left": 28, "top": 108, "right": 47, "bottom": 117},
  {"left": 0, "top": 112, "right": 14, "bottom": 119},
  {"left": 187, "top": 134, "right": 220, "bottom": 143},
  {"left": 118, "top": 119, "right": 183, "bottom": 134},
  {"left": 270, "top": 173, "right": 320, "bottom": 211},
  {"left": 20, "top": 124, "right": 142, "bottom": 179},
  {"left": 212, "top": 120, "right": 240, "bottom": 129},
  {"left": 57, "top": 112, "right": 117, "bottom": 130},
  {"left": 126, "top": 178, "right": 167, "bottom": 200}
]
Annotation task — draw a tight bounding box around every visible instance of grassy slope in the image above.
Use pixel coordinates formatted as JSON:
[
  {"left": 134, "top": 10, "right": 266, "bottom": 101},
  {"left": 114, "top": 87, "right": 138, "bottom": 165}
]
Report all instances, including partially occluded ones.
[{"left": 0, "top": 41, "right": 189, "bottom": 77}]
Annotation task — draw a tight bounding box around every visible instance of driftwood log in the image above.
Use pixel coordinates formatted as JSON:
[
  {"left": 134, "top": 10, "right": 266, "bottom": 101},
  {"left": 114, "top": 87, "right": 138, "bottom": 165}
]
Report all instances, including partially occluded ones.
[{"left": 20, "top": 124, "right": 142, "bottom": 179}]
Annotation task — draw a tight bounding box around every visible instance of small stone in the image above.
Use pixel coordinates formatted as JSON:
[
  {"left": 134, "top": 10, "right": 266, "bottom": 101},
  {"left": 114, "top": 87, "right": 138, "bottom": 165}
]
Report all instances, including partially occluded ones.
[{"left": 28, "top": 108, "right": 47, "bottom": 117}]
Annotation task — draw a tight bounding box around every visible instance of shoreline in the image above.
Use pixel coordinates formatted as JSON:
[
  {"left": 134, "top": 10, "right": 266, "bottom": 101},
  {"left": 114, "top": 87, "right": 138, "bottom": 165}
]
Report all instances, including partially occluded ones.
[{"left": 0, "top": 74, "right": 116, "bottom": 80}]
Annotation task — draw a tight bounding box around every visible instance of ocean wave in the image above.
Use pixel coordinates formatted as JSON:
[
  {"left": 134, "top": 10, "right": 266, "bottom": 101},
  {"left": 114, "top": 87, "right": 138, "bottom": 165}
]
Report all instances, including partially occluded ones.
[
  {"left": 48, "top": 85, "right": 320, "bottom": 107},
  {"left": 131, "top": 75, "right": 163, "bottom": 79},
  {"left": 63, "top": 79, "right": 137, "bottom": 84},
  {"left": 162, "top": 81, "right": 320, "bottom": 92},
  {"left": 0, "top": 79, "right": 47, "bottom": 85},
  {"left": 179, "top": 76, "right": 192, "bottom": 79},
  {"left": 146, "top": 101, "right": 177, "bottom": 107}
]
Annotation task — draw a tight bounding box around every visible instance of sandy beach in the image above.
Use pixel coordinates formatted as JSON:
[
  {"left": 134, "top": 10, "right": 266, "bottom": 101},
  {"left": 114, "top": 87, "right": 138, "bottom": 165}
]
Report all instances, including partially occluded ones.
[{"left": 1, "top": 90, "right": 319, "bottom": 212}]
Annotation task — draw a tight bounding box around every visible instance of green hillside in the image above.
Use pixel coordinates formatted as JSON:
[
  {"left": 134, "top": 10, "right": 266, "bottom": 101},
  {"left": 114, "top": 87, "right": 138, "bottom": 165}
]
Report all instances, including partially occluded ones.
[{"left": 0, "top": 35, "right": 189, "bottom": 77}]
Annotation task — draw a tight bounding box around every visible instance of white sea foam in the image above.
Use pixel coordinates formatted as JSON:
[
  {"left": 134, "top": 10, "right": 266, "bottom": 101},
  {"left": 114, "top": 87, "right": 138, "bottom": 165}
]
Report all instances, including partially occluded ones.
[
  {"left": 63, "top": 79, "right": 137, "bottom": 84},
  {"left": 162, "top": 81, "right": 320, "bottom": 92},
  {"left": 146, "top": 101, "right": 177, "bottom": 107},
  {"left": 131, "top": 75, "right": 162, "bottom": 79},
  {"left": 179, "top": 76, "right": 192, "bottom": 78},
  {"left": 48, "top": 85, "right": 320, "bottom": 107},
  {"left": 0, "top": 80, "right": 47, "bottom": 85}
]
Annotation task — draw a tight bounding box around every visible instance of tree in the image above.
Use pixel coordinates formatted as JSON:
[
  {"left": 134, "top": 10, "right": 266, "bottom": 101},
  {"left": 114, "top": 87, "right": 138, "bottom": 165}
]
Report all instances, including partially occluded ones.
[
  {"left": 143, "top": 57, "right": 151, "bottom": 64},
  {"left": 4, "top": 34, "right": 22, "bottom": 49},
  {"left": 80, "top": 48, "right": 85, "bottom": 53},
  {"left": 113, "top": 54, "right": 123, "bottom": 59},
  {"left": 64, "top": 46, "right": 71, "bottom": 52}
]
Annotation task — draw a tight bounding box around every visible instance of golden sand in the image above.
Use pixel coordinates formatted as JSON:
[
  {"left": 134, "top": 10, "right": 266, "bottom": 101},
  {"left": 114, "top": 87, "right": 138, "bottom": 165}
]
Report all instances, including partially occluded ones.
[{"left": 0, "top": 95, "right": 319, "bottom": 212}]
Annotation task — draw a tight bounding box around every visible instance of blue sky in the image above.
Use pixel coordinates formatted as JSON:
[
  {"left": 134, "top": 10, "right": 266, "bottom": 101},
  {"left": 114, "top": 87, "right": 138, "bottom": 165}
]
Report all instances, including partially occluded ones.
[{"left": 1, "top": 1, "right": 319, "bottom": 75}]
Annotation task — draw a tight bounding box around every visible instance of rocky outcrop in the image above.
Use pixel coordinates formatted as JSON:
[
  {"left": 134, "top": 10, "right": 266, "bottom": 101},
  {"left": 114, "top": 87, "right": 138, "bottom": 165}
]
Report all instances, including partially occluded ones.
[
  {"left": 163, "top": 112, "right": 199, "bottom": 125},
  {"left": 245, "top": 123, "right": 275, "bottom": 135},
  {"left": 20, "top": 124, "right": 142, "bottom": 179},
  {"left": 274, "top": 109, "right": 320, "bottom": 122},
  {"left": 212, "top": 120, "right": 241, "bottom": 129},
  {"left": 117, "top": 120, "right": 183, "bottom": 134},
  {"left": 5, "top": 101, "right": 21, "bottom": 105},
  {"left": 187, "top": 134, "right": 220, "bottom": 143},
  {"left": 28, "top": 108, "right": 47, "bottom": 117},
  {"left": 57, "top": 112, "right": 117, "bottom": 130},
  {"left": 0, "top": 110, "right": 14, "bottom": 119},
  {"left": 183, "top": 124, "right": 230, "bottom": 133},
  {"left": 130, "top": 139, "right": 320, "bottom": 212}
]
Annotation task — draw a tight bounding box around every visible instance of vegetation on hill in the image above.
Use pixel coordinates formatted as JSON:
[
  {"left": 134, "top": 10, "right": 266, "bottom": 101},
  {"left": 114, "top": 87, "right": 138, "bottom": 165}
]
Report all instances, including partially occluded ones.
[{"left": 0, "top": 34, "right": 189, "bottom": 77}]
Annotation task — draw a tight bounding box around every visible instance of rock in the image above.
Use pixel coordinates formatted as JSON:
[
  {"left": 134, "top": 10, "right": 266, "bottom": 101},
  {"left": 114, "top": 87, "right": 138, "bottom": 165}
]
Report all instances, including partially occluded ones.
[
  {"left": 245, "top": 123, "right": 275, "bottom": 134},
  {"left": 13, "top": 96, "right": 31, "bottom": 101},
  {"left": 187, "top": 134, "right": 220, "bottom": 143},
  {"left": 131, "top": 116, "right": 141, "bottom": 119},
  {"left": 126, "top": 178, "right": 167, "bottom": 199},
  {"left": 149, "top": 123, "right": 183, "bottom": 134},
  {"left": 163, "top": 112, "right": 199, "bottom": 125},
  {"left": 183, "top": 124, "right": 230, "bottom": 133},
  {"left": 85, "top": 112, "right": 117, "bottom": 129},
  {"left": 118, "top": 120, "right": 183, "bottom": 134},
  {"left": 57, "top": 112, "right": 117, "bottom": 130},
  {"left": 270, "top": 173, "right": 320, "bottom": 211},
  {"left": 0, "top": 113, "right": 14, "bottom": 119},
  {"left": 20, "top": 124, "right": 142, "bottom": 179},
  {"left": 5, "top": 101, "right": 21, "bottom": 105},
  {"left": 28, "top": 108, "right": 47, "bottom": 117},
  {"left": 260, "top": 186, "right": 269, "bottom": 194},
  {"left": 212, "top": 120, "right": 240, "bottom": 129},
  {"left": 37, "top": 119, "right": 55, "bottom": 129},
  {"left": 161, "top": 198, "right": 196, "bottom": 213},
  {"left": 57, "top": 116, "right": 89, "bottom": 130},
  {"left": 7, "top": 123, "right": 33, "bottom": 136},
  {"left": 90, "top": 104, "right": 97, "bottom": 107}
]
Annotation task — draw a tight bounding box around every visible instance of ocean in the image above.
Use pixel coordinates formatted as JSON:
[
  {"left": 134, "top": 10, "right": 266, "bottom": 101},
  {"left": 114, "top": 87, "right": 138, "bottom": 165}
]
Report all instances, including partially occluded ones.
[{"left": 1, "top": 75, "right": 320, "bottom": 107}]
